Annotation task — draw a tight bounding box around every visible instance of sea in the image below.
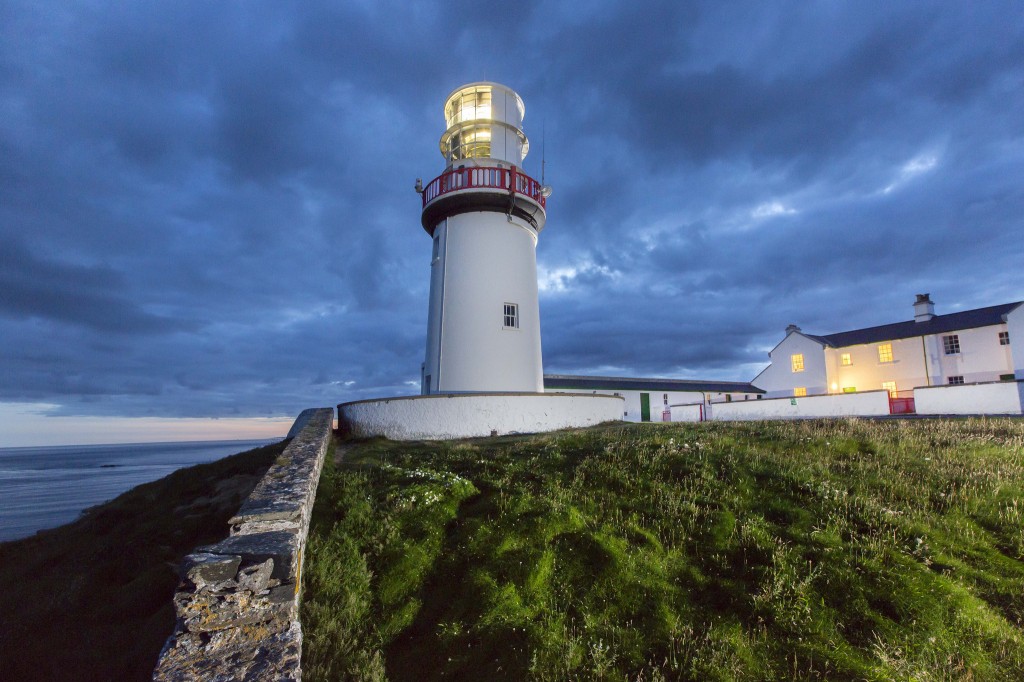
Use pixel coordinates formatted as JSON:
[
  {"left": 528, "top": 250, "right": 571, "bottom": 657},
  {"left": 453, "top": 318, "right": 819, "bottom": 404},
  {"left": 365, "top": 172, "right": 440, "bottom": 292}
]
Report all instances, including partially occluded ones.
[{"left": 0, "top": 438, "right": 279, "bottom": 543}]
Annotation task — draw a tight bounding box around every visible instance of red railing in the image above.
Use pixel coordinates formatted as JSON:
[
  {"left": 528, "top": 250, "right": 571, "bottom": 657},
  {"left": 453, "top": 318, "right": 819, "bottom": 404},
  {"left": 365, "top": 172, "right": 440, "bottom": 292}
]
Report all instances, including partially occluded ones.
[{"left": 421, "top": 165, "right": 546, "bottom": 209}]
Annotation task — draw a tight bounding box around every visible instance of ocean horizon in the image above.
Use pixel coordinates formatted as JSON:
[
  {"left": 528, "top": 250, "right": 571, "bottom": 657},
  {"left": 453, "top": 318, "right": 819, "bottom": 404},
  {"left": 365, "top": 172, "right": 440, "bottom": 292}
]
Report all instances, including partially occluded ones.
[{"left": 0, "top": 438, "right": 280, "bottom": 543}]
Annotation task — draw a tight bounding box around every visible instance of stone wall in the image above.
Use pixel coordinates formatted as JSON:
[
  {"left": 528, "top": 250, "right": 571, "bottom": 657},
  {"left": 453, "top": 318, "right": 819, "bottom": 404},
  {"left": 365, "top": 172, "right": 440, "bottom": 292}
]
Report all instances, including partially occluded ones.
[{"left": 153, "top": 407, "right": 334, "bottom": 682}]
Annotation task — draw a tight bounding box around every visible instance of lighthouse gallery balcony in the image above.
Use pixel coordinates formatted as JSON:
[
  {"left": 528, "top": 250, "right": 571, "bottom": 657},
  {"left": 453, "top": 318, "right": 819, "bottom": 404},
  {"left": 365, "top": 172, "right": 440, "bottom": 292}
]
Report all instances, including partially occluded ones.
[{"left": 420, "top": 165, "right": 547, "bottom": 233}]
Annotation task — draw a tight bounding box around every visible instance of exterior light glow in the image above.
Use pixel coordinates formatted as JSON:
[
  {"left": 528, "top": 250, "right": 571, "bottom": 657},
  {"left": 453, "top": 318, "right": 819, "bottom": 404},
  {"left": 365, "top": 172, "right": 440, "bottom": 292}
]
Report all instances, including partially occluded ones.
[{"left": 831, "top": 382, "right": 838, "bottom": 391}]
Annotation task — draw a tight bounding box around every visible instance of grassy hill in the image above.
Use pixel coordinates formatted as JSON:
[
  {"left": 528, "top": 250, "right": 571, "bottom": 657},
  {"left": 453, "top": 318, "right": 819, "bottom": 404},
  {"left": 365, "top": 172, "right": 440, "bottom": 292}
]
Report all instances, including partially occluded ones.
[
  {"left": 301, "top": 419, "right": 1024, "bottom": 681},
  {"left": 0, "top": 440, "right": 285, "bottom": 682}
]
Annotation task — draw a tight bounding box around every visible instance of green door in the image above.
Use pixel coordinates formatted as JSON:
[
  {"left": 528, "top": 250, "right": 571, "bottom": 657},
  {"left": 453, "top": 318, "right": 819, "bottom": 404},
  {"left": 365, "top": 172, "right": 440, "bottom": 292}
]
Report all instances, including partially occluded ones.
[{"left": 640, "top": 393, "right": 651, "bottom": 422}]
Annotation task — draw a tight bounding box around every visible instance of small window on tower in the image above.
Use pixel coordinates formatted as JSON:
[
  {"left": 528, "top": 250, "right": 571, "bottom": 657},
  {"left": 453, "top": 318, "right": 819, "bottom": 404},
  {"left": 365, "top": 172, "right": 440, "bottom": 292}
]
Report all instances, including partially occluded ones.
[
  {"left": 791, "top": 354, "right": 805, "bottom": 372},
  {"left": 503, "top": 303, "right": 519, "bottom": 329},
  {"left": 431, "top": 234, "right": 440, "bottom": 262},
  {"left": 841, "top": 353, "right": 852, "bottom": 366}
]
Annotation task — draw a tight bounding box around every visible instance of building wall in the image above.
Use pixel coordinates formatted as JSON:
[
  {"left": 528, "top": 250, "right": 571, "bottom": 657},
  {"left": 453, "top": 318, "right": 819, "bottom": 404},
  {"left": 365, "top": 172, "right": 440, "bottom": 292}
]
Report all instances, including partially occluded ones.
[
  {"left": 929, "top": 324, "right": 1013, "bottom": 385},
  {"left": 914, "top": 381, "right": 1023, "bottom": 415},
  {"left": 1008, "top": 305, "right": 1024, "bottom": 379},
  {"left": 753, "top": 333, "right": 828, "bottom": 398},
  {"left": 423, "top": 211, "right": 544, "bottom": 393},
  {"left": 669, "top": 403, "right": 704, "bottom": 422},
  {"left": 825, "top": 335, "right": 929, "bottom": 395},
  {"left": 546, "top": 387, "right": 762, "bottom": 422}
]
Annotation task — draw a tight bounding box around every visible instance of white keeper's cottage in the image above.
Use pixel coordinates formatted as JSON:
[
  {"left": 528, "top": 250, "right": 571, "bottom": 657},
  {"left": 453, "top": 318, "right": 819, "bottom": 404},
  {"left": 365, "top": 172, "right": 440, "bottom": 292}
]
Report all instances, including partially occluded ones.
[{"left": 753, "top": 294, "right": 1024, "bottom": 399}]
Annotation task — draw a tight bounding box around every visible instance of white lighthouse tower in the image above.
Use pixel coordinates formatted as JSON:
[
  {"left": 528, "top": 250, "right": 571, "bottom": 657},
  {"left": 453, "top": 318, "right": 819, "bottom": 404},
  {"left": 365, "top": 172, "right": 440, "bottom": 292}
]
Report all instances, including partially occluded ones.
[
  {"left": 337, "top": 82, "right": 622, "bottom": 439},
  {"left": 419, "top": 82, "right": 550, "bottom": 394}
]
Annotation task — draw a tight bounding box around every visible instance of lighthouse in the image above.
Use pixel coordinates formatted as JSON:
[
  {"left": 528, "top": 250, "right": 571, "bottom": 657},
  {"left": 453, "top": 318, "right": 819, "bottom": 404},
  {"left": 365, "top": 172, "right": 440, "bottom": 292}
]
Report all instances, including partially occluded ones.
[
  {"left": 337, "top": 83, "right": 621, "bottom": 438},
  {"left": 418, "top": 82, "right": 550, "bottom": 394}
]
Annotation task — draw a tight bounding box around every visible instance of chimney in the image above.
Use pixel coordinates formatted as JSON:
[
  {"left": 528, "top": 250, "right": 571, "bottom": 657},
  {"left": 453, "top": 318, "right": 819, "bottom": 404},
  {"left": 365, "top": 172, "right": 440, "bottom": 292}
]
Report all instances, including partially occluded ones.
[
  {"left": 913, "top": 293, "right": 935, "bottom": 322},
  {"left": 785, "top": 324, "right": 801, "bottom": 335}
]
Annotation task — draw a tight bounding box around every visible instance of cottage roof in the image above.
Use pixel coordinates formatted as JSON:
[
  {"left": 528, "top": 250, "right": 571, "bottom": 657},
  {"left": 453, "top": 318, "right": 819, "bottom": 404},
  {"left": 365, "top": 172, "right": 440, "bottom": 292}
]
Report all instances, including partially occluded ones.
[
  {"left": 544, "top": 374, "right": 764, "bottom": 394},
  {"left": 815, "top": 302, "right": 1021, "bottom": 348}
]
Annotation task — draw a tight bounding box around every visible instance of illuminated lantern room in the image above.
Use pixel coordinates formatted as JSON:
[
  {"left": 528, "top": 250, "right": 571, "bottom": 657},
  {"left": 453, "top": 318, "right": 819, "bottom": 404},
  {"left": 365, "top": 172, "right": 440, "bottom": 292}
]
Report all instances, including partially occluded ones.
[{"left": 440, "top": 83, "right": 529, "bottom": 166}]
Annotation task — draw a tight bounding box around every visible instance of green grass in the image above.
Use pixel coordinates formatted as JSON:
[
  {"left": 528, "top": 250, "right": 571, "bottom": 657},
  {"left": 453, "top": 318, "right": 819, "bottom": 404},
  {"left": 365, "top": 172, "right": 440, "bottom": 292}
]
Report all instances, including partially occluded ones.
[
  {"left": 0, "top": 440, "right": 286, "bottom": 682},
  {"left": 301, "top": 419, "right": 1024, "bottom": 681}
]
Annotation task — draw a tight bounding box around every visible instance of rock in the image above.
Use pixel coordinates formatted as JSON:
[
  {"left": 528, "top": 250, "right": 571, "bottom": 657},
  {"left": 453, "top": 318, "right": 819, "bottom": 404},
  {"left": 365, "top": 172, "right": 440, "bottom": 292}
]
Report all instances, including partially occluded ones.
[
  {"left": 237, "top": 559, "right": 274, "bottom": 593},
  {"left": 198, "top": 530, "right": 300, "bottom": 582},
  {"left": 182, "top": 552, "right": 241, "bottom": 588}
]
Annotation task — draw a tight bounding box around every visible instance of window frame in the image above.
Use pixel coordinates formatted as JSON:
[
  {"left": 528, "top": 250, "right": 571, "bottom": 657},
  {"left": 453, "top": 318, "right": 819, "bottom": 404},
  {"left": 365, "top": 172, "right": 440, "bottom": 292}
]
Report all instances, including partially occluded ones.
[
  {"left": 943, "top": 334, "right": 961, "bottom": 355},
  {"left": 840, "top": 353, "right": 852, "bottom": 366},
  {"left": 881, "top": 381, "right": 897, "bottom": 398},
  {"left": 999, "top": 331, "right": 1010, "bottom": 346},
  {"left": 877, "top": 343, "right": 894, "bottom": 363},
  {"left": 793, "top": 387, "right": 807, "bottom": 397},
  {"left": 948, "top": 375, "right": 965, "bottom": 385},
  {"left": 503, "top": 302, "right": 519, "bottom": 329},
  {"left": 790, "top": 353, "right": 805, "bottom": 373}
]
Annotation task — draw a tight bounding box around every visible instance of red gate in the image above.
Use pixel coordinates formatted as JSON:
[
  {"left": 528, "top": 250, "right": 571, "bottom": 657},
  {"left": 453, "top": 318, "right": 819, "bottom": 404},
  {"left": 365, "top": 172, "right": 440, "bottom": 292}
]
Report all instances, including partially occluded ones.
[{"left": 889, "top": 393, "right": 916, "bottom": 415}]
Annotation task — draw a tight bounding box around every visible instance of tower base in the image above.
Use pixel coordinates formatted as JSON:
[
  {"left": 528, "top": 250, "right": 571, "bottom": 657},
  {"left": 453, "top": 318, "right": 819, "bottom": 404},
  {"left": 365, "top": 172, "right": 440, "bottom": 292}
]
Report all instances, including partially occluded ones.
[{"left": 338, "top": 393, "right": 624, "bottom": 441}]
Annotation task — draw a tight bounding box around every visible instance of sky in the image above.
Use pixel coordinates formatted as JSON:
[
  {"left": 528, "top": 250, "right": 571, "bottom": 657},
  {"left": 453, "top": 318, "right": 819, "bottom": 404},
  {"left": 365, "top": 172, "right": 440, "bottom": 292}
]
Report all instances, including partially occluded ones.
[{"left": 2, "top": 1, "right": 1023, "bottom": 446}]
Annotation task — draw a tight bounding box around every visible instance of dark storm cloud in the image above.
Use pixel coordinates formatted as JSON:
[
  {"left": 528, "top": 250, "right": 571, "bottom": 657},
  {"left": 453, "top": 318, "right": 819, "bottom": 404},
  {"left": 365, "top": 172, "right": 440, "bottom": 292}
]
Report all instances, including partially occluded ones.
[{"left": 1, "top": 0, "right": 1022, "bottom": 422}]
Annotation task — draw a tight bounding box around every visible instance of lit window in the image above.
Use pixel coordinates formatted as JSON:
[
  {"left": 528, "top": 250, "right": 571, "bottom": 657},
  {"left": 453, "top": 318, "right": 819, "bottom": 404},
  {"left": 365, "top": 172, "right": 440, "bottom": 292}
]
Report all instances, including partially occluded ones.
[
  {"left": 445, "top": 86, "right": 493, "bottom": 128},
  {"left": 877, "top": 343, "right": 893, "bottom": 363},
  {"left": 794, "top": 387, "right": 807, "bottom": 397},
  {"left": 948, "top": 375, "right": 964, "bottom": 385},
  {"left": 841, "top": 353, "right": 852, "bottom": 366},
  {"left": 999, "top": 331, "right": 1010, "bottom": 345},
  {"left": 843, "top": 387, "right": 857, "bottom": 393},
  {"left": 503, "top": 303, "right": 519, "bottom": 329},
  {"left": 881, "top": 381, "right": 897, "bottom": 397},
  {"left": 791, "top": 353, "right": 804, "bottom": 372},
  {"left": 943, "top": 335, "right": 960, "bottom": 355}
]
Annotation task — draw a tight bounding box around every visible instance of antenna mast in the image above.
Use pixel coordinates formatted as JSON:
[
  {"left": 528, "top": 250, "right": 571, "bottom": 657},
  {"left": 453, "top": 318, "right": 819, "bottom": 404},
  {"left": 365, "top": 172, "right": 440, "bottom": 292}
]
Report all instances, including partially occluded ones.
[{"left": 541, "top": 120, "right": 546, "bottom": 185}]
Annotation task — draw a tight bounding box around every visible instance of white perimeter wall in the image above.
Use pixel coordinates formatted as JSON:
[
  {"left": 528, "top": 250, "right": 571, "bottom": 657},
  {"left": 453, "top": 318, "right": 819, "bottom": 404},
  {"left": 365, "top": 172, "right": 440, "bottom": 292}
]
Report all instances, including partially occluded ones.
[
  {"left": 669, "top": 403, "right": 703, "bottom": 422},
  {"left": 713, "top": 390, "right": 892, "bottom": 420},
  {"left": 339, "top": 393, "right": 623, "bottom": 440},
  {"left": 546, "top": 388, "right": 762, "bottom": 422},
  {"left": 914, "top": 381, "right": 1023, "bottom": 415}
]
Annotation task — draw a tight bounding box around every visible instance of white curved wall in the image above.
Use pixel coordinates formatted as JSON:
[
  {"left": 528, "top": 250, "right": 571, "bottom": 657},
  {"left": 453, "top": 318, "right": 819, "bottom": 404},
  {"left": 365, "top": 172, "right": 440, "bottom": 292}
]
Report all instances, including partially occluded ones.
[
  {"left": 339, "top": 393, "right": 623, "bottom": 440},
  {"left": 423, "top": 211, "right": 543, "bottom": 393}
]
